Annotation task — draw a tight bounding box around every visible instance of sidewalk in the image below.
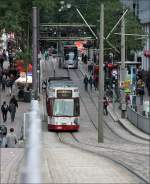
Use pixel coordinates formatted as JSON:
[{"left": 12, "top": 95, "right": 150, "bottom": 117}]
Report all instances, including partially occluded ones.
[
  {"left": 0, "top": 60, "right": 30, "bottom": 147},
  {"left": 79, "top": 61, "right": 150, "bottom": 141}
]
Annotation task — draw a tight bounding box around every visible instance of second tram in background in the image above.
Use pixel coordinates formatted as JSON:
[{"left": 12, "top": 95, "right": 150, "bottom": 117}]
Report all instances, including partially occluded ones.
[
  {"left": 46, "top": 77, "right": 80, "bottom": 131},
  {"left": 62, "top": 45, "right": 78, "bottom": 69}
]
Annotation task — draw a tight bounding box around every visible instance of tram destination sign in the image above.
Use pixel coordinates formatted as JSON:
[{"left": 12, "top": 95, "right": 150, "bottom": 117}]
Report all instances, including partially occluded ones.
[{"left": 57, "top": 90, "right": 72, "bottom": 98}]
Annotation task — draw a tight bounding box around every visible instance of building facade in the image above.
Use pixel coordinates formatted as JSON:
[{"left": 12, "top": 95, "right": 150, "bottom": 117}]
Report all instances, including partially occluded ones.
[{"left": 120, "top": 0, "right": 150, "bottom": 71}]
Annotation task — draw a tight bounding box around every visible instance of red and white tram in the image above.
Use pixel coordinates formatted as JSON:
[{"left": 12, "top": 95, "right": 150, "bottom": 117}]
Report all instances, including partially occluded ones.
[{"left": 46, "top": 77, "right": 80, "bottom": 131}]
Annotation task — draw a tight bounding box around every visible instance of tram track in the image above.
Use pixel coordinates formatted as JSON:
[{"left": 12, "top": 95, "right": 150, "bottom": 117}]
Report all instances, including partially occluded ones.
[
  {"left": 56, "top": 132, "right": 149, "bottom": 184},
  {"left": 56, "top": 66, "right": 149, "bottom": 150},
  {"left": 72, "top": 68, "right": 149, "bottom": 145},
  {"left": 45, "top": 60, "right": 149, "bottom": 183}
]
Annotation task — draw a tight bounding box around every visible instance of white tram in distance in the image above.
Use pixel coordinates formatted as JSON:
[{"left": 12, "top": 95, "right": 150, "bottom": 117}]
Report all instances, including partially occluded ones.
[
  {"left": 46, "top": 77, "right": 80, "bottom": 131},
  {"left": 62, "top": 45, "right": 78, "bottom": 69}
]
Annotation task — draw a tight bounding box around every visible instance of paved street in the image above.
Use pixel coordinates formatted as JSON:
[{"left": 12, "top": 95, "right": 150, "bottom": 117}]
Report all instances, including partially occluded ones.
[
  {"left": 0, "top": 57, "right": 150, "bottom": 183},
  {"left": 1, "top": 0, "right": 150, "bottom": 183}
]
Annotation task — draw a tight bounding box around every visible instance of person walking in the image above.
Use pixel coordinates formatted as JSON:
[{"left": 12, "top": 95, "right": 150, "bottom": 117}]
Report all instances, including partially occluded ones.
[
  {"left": 5, "top": 128, "right": 18, "bottom": 148},
  {"left": 1, "top": 101, "right": 9, "bottom": 122},
  {"left": 9, "top": 95, "right": 18, "bottom": 122},
  {"left": 9, "top": 102, "right": 17, "bottom": 122},
  {"left": 9, "top": 95, "right": 18, "bottom": 108},
  {"left": 83, "top": 74, "right": 89, "bottom": 91},
  {"left": 88, "top": 75, "right": 93, "bottom": 91},
  {"left": 103, "top": 96, "right": 109, "bottom": 115},
  {"left": 0, "top": 125, "right": 7, "bottom": 148},
  {"left": 2, "top": 74, "right": 6, "bottom": 91},
  {"left": 0, "top": 53, "right": 4, "bottom": 69},
  {"left": 93, "top": 77, "right": 98, "bottom": 91}
]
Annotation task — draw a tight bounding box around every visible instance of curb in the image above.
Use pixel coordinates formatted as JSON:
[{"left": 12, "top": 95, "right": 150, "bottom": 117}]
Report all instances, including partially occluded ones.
[
  {"left": 118, "top": 118, "right": 150, "bottom": 141},
  {"left": 79, "top": 63, "right": 150, "bottom": 141},
  {"left": 109, "top": 108, "right": 150, "bottom": 141}
]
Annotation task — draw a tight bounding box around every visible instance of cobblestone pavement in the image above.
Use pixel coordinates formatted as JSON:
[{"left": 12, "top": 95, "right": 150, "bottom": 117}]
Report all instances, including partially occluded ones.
[
  {"left": 0, "top": 58, "right": 149, "bottom": 183},
  {"left": 0, "top": 61, "right": 30, "bottom": 183},
  {"left": 42, "top": 132, "right": 142, "bottom": 183},
  {"left": 47, "top": 58, "right": 150, "bottom": 183}
]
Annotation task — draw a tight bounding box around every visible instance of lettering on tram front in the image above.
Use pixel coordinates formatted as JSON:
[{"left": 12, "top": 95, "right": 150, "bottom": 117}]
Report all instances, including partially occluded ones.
[{"left": 57, "top": 90, "right": 72, "bottom": 98}]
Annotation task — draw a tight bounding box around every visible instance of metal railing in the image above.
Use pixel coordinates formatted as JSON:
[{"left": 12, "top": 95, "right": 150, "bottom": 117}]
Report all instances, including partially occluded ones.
[{"left": 127, "top": 106, "right": 150, "bottom": 134}]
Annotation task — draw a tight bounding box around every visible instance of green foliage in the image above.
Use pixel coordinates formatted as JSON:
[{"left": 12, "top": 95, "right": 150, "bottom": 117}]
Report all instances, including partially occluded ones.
[
  {"left": 16, "top": 49, "right": 32, "bottom": 64},
  {"left": 0, "top": 0, "right": 145, "bottom": 55}
]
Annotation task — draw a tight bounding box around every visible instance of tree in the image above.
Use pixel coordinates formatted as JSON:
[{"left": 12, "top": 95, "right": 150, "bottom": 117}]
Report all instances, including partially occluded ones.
[
  {"left": 46, "top": 0, "right": 144, "bottom": 58},
  {"left": 0, "top": 0, "right": 145, "bottom": 58}
]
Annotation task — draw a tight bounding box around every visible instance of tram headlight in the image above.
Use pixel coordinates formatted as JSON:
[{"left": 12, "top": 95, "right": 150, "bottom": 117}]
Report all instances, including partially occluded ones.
[{"left": 74, "top": 118, "right": 78, "bottom": 125}]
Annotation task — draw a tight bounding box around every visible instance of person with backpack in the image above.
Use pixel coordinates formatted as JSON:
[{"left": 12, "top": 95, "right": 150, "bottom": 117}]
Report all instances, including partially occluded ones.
[
  {"left": 1, "top": 101, "right": 9, "bottom": 122},
  {"left": 5, "top": 128, "right": 18, "bottom": 148}
]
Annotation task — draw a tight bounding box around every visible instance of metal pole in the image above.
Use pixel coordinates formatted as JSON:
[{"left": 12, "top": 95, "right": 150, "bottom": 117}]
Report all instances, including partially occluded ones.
[
  {"left": 120, "top": 12, "right": 126, "bottom": 118},
  {"left": 32, "top": 7, "right": 38, "bottom": 100},
  {"left": 98, "top": 4, "right": 104, "bottom": 143},
  {"left": 37, "top": 8, "right": 40, "bottom": 95},
  {"left": 112, "top": 85, "right": 115, "bottom": 111},
  {"left": 76, "top": 8, "right": 98, "bottom": 40}
]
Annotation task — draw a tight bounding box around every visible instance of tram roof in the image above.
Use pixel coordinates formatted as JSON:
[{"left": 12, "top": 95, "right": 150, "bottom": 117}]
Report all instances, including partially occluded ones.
[{"left": 48, "top": 77, "right": 78, "bottom": 88}]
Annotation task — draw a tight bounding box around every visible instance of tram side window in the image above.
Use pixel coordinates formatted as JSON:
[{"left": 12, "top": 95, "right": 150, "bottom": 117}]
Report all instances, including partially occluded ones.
[{"left": 74, "top": 98, "right": 80, "bottom": 116}]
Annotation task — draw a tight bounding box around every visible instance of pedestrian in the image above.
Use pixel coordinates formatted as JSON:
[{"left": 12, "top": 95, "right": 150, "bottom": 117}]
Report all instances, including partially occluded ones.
[
  {"left": 7, "top": 75, "right": 14, "bottom": 95},
  {"left": 9, "top": 95, "right": 18, "bottom": 108},
  {"left": 89, "top": 75, "right": 93, "bottom": 91},
  {"left": 125, "top": 93, "right": 130, "bottom": 105},
  {"left": 44, "top": 50, "right": 49, "bottom": 61},
  {"left": 2, "top": 75, "right": 6, "bottom": 91},
  {"left": 83, "top": 74, "right": 89, "bottom": 91},
  {"left": 42, "top": 80, "right": 47, "bottom": 91},
  {"left": 2, "top": 49, "right": 7, "bottom": 61},
  {"left": 0, "top": 54, "right": 4, "bottom": 69},
  {"left": 83, "top": 54, "right": 87, "bottom": 64},
  {"left": 1, "top": 101, "right": 9, "bottom": 122},
  {"left": 9, "top": 95, "right": 18, "bottom": 122},
  {"left": 93, "top": 77, "right": 98, "bottom": 90},
  {"left": 0, "top": 125, "right": 7, "bottom": 148},
  {"left": 8, "top": 52, "right": 13, "bottom": 66},
  {"left": 88, "top": 63, "right": 93, "bottom": 74},
  {"left": 9, "top": 102, "right": 17, "bottom": 122},
  {"left": 103, "top": 96, "right": 109, "bottom": 115},
  {"left": 5, "top": 128, "right": 18, "bottom": 148}
]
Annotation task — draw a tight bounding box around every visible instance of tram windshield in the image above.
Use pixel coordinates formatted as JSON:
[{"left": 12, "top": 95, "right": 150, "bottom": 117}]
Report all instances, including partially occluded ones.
[
  {"left": 53, "top": 99, "right": 79, "bottom": 116},
  {"left": 64, "top": 47, "right": 77, "bottom": 61}
]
